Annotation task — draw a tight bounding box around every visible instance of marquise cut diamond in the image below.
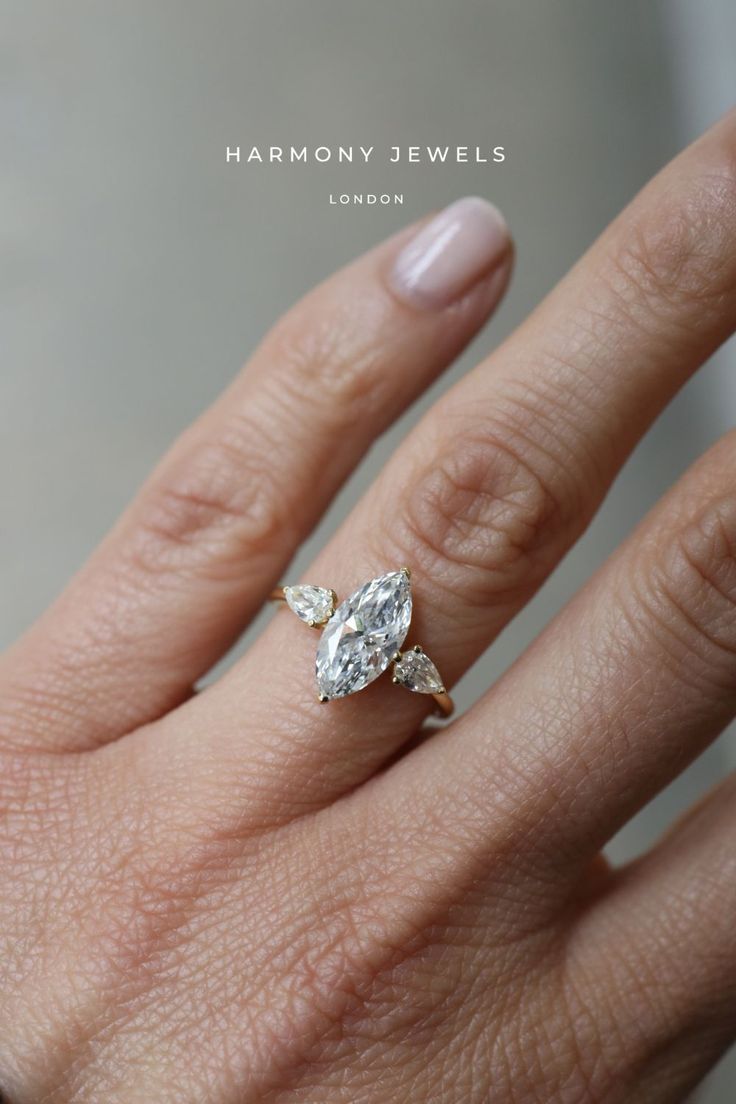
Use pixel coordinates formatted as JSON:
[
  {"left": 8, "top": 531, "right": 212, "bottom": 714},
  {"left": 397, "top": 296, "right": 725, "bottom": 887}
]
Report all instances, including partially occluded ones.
[{"left": 316, "top": 570, "right": 412, "bottom": 699}]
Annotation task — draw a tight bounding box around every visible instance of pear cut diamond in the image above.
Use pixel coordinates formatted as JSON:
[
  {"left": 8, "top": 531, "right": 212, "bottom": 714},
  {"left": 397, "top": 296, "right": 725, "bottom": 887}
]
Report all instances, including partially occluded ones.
[
  {"left": 283, "top": 584, "right": 335, "bottom": 626},
  {"left": 393, "top": 647, "right": 444, "bottom": 694},
  {"left": 316, "top": 570, "right": 412, "bottom": 699}
]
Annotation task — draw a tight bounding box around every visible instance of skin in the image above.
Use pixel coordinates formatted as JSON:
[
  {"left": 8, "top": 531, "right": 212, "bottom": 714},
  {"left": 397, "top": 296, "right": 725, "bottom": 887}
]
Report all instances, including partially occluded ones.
[{"left": 3, "top": 112, "right": 736, "bottom": 1102}]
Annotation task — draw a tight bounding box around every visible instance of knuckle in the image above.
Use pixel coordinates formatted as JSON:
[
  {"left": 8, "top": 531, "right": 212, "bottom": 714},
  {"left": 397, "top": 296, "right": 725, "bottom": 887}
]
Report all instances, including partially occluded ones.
[
  {"left": 644, "top": 487, "right": 736, "bottom": 674},
  {"left": 130, "top": 424, "right": 294, "bottom": 581},
  {"left": 389, "top": 417, "right": 574, "bottom": 602},
  {"left": 607, "top": 158, "right": 736, "bottom": 325},
  {"left": 266, "top": 295, "right": 394, "bottom": 422}
]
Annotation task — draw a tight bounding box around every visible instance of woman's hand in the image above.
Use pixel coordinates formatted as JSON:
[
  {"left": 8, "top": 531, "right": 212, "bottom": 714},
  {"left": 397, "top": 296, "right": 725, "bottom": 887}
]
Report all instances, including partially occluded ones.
[{"left": 4, "top": 114, "right": 736, "bottom": 1103}]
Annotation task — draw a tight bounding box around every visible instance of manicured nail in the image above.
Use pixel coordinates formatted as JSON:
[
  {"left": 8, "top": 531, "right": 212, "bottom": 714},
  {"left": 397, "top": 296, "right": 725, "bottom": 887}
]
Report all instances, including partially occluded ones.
[{"left": 390, "top": 196, "right": 509, "bottom": 310}]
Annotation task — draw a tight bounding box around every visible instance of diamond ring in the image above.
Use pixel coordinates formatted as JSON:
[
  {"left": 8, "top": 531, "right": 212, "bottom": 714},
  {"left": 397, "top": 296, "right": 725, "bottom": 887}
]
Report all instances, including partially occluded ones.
[{"left": 270, "top": 567, "right": 454, "bottom": 717}]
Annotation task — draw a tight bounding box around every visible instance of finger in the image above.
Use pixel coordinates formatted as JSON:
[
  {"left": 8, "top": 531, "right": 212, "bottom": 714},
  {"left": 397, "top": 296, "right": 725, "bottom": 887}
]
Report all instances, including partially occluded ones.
[
  {"left": 0, "top": 199, "right": 512, "bottom": 753},
  {"left": 566, "top": 773, "right": 736, "bottom": 1101},
  {"left": 165, "top": 111, "right": 736, "bottom": 820},
  {"left": 387, "top": 426, "right": 736, "bottom": 901}
]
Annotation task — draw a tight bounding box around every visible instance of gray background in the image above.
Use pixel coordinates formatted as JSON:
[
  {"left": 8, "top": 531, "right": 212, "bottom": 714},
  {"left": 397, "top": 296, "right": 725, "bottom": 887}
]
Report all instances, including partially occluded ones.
[{"left": 3, "top": 1, "right": 736, "bottom": 1098}]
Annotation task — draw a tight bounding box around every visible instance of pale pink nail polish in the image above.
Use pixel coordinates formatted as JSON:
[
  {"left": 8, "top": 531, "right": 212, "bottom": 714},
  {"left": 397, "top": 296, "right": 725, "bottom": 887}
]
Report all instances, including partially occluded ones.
[{"left": 390, "top": 196, "right": 509, "bottom": 310}]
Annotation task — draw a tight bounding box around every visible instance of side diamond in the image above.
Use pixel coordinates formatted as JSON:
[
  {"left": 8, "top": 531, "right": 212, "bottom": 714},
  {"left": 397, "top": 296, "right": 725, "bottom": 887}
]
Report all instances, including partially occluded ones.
[
  {"left": 393, "top": 646, "right": 444, "bottom": 694},
  {"left": 283, "top": 584, "right": 336, "bottom": 626}
]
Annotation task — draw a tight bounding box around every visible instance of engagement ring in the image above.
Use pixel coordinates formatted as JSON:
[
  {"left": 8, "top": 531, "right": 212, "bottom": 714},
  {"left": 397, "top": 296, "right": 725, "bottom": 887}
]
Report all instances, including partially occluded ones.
[{"left": 270, "top": 568, "right": 454, "bottom": 717}]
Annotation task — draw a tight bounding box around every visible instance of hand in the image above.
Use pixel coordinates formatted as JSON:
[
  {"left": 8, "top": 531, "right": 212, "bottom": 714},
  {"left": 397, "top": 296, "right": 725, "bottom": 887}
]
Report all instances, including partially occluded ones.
[{"left": 4, "top": 114, "right": 736, "bottom": 1104}]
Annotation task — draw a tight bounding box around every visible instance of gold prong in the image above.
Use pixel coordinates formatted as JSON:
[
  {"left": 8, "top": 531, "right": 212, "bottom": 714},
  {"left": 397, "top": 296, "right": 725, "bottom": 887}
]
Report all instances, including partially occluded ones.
[
  {"left": 413, "top": 644, "right": 422, "bottom": 653},
  {"left": 318, "top": 693, "right": 328, "bottom": 703},
  {"left": 392, "top": 651, "right": 402, "bottom": 663},
  {"left": 401, "top": 565, "right": 411, "bottom": 578},
  {"left": 330, "top": 589, "right": 338, "bottom": 607},
  {"left": 391, "top": 675, "right": 399, "bottom": 684}
]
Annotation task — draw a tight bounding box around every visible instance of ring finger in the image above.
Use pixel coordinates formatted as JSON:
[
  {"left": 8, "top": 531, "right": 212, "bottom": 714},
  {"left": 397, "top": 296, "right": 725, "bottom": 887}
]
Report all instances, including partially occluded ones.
[{"left": 160, "top": 111, "right": 736, "bottom": 820}]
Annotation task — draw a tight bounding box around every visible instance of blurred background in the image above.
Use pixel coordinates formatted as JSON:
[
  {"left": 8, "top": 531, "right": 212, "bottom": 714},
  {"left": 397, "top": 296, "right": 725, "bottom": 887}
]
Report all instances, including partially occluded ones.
[{"left": 3, "top": 1, "right": 736, "bottom": 1097}]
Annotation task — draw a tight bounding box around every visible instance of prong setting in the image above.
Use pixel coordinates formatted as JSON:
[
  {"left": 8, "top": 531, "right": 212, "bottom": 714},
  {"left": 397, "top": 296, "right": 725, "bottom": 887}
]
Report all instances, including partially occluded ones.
[
  {"left": 282, "top": 584, "right": 336, "bottom": 626},
  {"left": 392, "top": 646, "right": 445, "bottom": 698}
]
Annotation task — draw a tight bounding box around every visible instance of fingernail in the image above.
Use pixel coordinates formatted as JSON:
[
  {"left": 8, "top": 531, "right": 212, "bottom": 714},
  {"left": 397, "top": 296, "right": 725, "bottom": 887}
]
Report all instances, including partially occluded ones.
[{"left": 389, "top": 196, "right": 509, "bottom": 310}]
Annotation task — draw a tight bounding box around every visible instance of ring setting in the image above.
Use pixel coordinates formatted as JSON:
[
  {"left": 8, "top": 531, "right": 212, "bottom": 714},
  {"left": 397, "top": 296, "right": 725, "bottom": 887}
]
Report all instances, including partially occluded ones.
[{"left": 270, "top": 567, "right": 453, "bottom": 717}]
